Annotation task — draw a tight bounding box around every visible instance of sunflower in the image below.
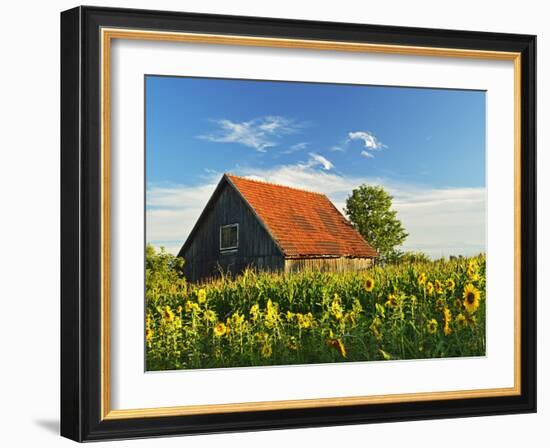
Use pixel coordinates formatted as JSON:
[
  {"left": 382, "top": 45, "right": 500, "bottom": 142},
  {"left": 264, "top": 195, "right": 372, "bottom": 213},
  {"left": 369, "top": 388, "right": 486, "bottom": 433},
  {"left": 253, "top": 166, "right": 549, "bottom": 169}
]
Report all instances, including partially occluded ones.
[
  {"left": 213, "top": 322, "right": 227, "bottom": 337},
  {"left": 185, "top": 301, "right": 200, "bottom": 314},
  {"left": 446, "top": 278, "right": 456, "bottom": 291},
  {"left": 197, "top": 288, "right": 207, "bottom": 304},
  {"left": 435, "top": 280, "right": 444, "bottom": 294},
  {"left": 145, "top": 327, "right": 154, "bottom": 343},
  {"left": 456, "top": 313, "right": 467, "bottom": 327},
  {"left": 162, "top": 306, "right": 175, "bottom": 322},
  {"left": 426, "top": 282, "right": 435, "bottom": 295},
  {"left": 297, "top": 312, "right": 314, "bottom": 329},
  {"left": 287, "top": 336, "right": 298, "bottom": 351},
  {"left": 249, "top": 303, "right": 260, "bottom": 321},
  {"left": 230, "top": 313, "right": 247, "bottom": 334},
  {"left": 385, "top": 292, "right": 398, "bottom": 308},
  {"left": 462, "top": 283, "right": 481, "bottom": 313},
  {"left": 254, "top": 332, "right": 269, "bottom": 343},
  {"left": 330, "top": 294, "right": 344, "bottom": 320},
  {"left": 261, "top": 343, "right": 273, "bottom": 358},
  {"left": 264, "top": 299, "right": 280, "bottom": 328},
  {"left": 443, "top": 308, "right": 452, "bottom": 336},
  {"left": 231, "top": 312, "right": 245, "bottom": 328},
  {"left": 417, "top": 272, "right": 427, "bottom": 286},
  {"left": 203, "top": 309, "right": 217, "bottom": 323},
  {"left": 467, "top": 259, "right": 480, "bottom": 281},
  {"left": 427, "top": 318, "right": 438, "bottom": 334},
  {"left": 365, "top": 277, "right": 375, "bottom": 292}
]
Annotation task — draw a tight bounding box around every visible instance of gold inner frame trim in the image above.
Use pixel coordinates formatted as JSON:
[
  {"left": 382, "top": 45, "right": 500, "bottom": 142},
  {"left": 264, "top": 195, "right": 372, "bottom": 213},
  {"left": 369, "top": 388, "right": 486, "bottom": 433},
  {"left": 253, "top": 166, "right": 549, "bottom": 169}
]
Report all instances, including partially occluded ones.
[{"left": 100, "top": 27, "right": 522, "bottom": 420}]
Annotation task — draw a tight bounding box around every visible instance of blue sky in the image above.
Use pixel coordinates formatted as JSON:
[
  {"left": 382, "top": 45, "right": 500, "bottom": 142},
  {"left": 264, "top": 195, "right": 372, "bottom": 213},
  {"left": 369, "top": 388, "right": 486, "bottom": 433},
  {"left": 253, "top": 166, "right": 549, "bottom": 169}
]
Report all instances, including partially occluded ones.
[{"left": 146, "top": 75, "right": 486, "bottom": 258}]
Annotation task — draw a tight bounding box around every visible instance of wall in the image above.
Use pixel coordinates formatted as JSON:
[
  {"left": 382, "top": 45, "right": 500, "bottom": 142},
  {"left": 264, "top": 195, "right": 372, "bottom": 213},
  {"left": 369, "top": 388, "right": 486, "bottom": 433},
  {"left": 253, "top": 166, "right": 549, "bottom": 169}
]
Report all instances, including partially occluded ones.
[
  {"left": 285, "top": 257, "right": 373, "bottom": 274},
  {"left": 0, "top": 1, "right": 546, "bottom": 447},
  {"left": 183, "top": 181, "right": 283, "bottom": 282}
]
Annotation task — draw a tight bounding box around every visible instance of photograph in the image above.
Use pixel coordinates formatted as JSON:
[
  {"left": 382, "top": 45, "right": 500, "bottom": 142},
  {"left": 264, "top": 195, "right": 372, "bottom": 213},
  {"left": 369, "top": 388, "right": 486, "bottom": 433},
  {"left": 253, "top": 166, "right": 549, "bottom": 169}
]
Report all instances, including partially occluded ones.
[{"left": 144, "top": 75, "right": 487, "bottom": 371}]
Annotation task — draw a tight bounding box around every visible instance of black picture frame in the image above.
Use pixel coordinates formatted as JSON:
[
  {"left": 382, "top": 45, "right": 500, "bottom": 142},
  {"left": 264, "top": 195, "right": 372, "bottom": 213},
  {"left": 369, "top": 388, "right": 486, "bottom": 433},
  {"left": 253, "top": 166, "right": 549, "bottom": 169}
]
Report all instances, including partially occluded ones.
[{"left": 61, "top": 5, "right": 536, "bottom": 442}]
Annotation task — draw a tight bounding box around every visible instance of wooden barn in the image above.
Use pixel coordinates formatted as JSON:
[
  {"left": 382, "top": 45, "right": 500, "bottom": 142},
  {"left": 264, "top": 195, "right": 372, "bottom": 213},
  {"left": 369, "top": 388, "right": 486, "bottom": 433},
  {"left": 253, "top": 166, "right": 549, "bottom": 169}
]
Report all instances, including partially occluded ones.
[{"left": 178, "top": 174, "right": 378, "bottom": 283}]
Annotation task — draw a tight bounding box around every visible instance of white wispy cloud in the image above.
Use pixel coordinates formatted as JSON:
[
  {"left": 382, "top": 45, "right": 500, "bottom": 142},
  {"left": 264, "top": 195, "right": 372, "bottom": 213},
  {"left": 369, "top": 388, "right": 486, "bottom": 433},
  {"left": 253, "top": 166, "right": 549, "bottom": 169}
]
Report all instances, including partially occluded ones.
[
  {"left": 290, "top": 142, "right": 309, "bottom": 151},
  {"left": 348, "top": 131, "right": 386, "bottom": 150},
  {"left": 147, "top": 163, "right": 485, "bottom": 259},
  {"left": 282, "top": 141, "right": 310, "bottom": 154},
  {"left": 305, "top": 153, "right": 334, "bottom": 170},
  {"left": 329, "top": 145, "right": 345, "bottom": 152},
  {"left": 361, "top": 150, "right": 375, "bottom": 159},
  {"left": 198, "top": 116, "right": 299, "bottom": 152},
  {"left": 348, "top": 130, "right": 386, "bottom": 158}
]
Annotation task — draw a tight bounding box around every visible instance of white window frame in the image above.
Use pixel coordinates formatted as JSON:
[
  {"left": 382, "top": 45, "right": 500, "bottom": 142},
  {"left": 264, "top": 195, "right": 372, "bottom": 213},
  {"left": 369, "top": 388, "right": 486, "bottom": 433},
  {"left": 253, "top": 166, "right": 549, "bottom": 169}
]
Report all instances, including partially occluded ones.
[{"left": 220, "top": 223, "right": 239, "bottom": 252}]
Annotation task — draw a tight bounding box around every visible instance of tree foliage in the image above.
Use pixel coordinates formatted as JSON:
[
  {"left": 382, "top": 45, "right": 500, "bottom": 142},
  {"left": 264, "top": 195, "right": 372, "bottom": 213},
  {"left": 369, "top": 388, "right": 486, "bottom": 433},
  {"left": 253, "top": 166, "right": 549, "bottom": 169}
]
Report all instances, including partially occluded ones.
[
  {"left": 146, "top": 244, "right": 186, "bottom": 287},
  {"left": 344, "top": 185, "right": 408, "bottom": 261},
  {"left": 393, "top": 251, "right": 432, "bottom": 265}
]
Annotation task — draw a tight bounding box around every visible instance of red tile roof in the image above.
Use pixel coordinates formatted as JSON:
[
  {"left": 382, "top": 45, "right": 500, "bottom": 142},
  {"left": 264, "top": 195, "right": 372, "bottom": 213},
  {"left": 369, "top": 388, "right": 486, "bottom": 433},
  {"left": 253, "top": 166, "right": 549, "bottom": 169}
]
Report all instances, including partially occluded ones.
[{"left": 226, "top": 174, "right": 378, "bottom": 259}]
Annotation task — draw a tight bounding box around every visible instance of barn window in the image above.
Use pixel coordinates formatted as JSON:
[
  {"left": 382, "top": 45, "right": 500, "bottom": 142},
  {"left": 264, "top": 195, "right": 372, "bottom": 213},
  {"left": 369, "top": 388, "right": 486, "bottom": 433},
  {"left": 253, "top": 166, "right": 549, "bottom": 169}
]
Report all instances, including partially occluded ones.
[{"left": 220, "top": 224, "right": 239, "bottom": 251}]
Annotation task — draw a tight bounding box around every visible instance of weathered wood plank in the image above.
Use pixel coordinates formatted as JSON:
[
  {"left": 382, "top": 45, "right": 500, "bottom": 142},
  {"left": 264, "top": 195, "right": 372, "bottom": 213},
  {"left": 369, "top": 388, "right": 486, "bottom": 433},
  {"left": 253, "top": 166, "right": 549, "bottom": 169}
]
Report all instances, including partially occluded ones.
[{"left": 284, "top": 257, "right": 372, "bottom": 274}]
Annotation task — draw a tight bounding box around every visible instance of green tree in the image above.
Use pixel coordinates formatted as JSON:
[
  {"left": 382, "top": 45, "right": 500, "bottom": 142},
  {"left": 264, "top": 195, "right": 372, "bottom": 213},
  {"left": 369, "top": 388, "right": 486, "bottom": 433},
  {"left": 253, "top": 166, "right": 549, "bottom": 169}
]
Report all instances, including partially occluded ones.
[
  {"left": 146, "top": 244, "right": 185, "bottom": 278},
  {"left": 397, "top": 251, "right": 431, "bottom": 265},
  {"left": 344, "top": 185, "right": 408, "bottom": 261},
  {"left": 145, "top": 244, "right": 187, "bottom": 305}
]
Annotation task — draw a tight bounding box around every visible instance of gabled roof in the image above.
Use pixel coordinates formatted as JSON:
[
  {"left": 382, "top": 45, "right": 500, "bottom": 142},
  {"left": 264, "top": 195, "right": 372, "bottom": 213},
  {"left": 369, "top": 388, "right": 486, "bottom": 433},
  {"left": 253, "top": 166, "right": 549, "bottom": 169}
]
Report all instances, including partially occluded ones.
[{"left": 226, "top": 174, "right": 378, "bottom": 259}]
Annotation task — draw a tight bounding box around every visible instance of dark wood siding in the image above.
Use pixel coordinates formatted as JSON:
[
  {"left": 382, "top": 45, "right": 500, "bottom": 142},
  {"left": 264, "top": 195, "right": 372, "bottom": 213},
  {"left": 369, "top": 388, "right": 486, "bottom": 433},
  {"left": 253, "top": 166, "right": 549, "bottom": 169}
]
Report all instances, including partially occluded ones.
[{"left": 182, "top": 183, "right": 284, "bottom": 283}]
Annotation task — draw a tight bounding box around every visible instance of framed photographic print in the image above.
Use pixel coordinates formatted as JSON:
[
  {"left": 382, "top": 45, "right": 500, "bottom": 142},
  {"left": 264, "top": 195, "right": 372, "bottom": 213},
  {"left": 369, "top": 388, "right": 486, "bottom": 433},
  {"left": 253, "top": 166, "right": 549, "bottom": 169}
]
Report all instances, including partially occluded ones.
[{"left": 60, "top": 6, "right": 536, "bottom": 442}]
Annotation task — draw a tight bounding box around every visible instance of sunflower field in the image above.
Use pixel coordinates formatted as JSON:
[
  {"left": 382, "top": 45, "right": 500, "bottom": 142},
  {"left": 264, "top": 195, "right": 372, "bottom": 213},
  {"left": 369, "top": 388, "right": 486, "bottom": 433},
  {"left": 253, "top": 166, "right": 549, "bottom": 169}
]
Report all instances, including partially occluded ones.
[{"left": 145, "top": 246, "right": 486, "bottom": 371}]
